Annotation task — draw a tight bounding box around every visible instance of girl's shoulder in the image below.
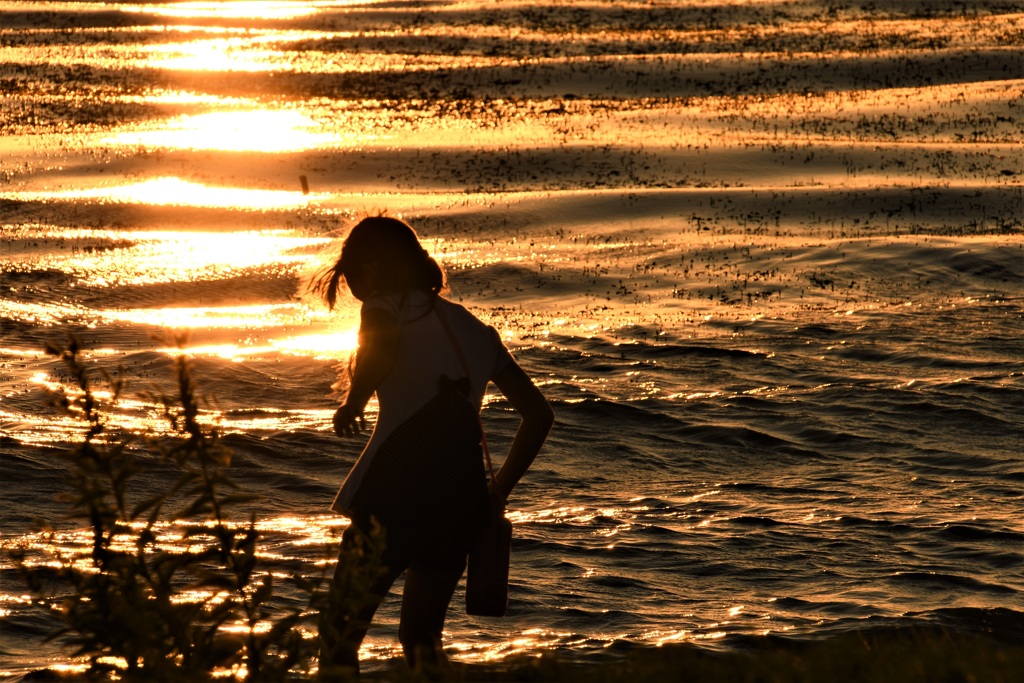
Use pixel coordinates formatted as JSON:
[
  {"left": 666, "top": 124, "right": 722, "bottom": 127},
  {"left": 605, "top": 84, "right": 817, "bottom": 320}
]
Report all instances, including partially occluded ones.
[
  {"left": 437, "top": 298, "right": 512, "bottom": 359},
  {"left": 435, "top": 296, "right": 489, "bottom": 330}
]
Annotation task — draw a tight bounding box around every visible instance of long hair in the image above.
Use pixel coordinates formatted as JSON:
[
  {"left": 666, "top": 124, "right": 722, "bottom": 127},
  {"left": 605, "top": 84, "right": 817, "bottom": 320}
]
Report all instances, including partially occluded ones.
[{"left": 310, "top": 216, "right": 445, "bottom": 310}]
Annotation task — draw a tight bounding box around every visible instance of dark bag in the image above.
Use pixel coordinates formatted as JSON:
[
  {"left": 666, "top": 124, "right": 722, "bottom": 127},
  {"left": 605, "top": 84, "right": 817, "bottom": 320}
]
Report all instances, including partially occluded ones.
[
  {"left": 433, "top": 307, "right": 513, "bottom": 618},
  {"left": 466, "top": 491, "right": 512, "bottom": 616}
]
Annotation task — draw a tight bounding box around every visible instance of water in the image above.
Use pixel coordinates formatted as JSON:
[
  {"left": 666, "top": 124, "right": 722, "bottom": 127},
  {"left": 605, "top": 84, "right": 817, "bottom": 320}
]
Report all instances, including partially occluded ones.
[{"left": 2, "top": 0, "right": 1023, "bottom": 678}]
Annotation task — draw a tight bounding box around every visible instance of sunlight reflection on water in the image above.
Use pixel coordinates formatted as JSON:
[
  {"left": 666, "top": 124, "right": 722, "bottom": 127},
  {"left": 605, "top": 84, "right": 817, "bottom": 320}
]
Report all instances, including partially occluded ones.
[
  {"left": 4, "top": 228, "right": 331, "bottom": 285},
  {"left": 0, "top": 300, "right": 341, "bottom": 332},
  {"left": 105, "top": 110, "right": 356, "bottom": 152},
  {"left": 13, "top": 178, "right": 320, "bottom": 210},
  {"left": 119, "top": 1, "right": 361, "bottom": 20},
  {"left": 153, "top": 329, "right": 358, "bottom": 358}
]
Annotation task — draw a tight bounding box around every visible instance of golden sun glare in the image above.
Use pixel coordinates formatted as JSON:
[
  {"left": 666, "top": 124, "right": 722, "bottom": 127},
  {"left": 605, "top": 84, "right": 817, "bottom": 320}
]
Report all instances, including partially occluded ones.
[
  {"left": 106, "top": 110, "right": 351, "bottom": 153},
  {"left": 19, "top": 177, "right": 317, "bottom": 210},
  {"left": 120, "top": 1, "right": 337, "bottom": 20}
]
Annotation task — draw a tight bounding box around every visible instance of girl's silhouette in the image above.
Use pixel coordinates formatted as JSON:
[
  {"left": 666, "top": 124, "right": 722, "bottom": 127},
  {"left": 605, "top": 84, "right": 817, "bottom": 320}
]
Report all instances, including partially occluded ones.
[{"left": 312, "top": 216, "right": 553, "bottom": 678}]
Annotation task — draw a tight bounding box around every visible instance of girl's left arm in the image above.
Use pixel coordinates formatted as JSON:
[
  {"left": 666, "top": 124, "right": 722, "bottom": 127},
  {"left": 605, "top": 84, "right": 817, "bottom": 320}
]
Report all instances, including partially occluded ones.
[
  {"left": 490, "top": 360, "right": 554, "bottom": 500},
  {"left": 333, "top": 307, "right": 398, "bottom": 437}
]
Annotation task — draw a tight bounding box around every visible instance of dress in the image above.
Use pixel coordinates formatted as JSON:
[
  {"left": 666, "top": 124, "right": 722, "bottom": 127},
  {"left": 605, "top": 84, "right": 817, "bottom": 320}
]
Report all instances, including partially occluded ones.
[{"left": 331, "top": 291, "right": 514, "bottom": 523}]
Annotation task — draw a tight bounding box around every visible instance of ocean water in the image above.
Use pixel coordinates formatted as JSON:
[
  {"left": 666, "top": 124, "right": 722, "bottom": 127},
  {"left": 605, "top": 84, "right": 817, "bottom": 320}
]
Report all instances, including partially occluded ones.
[{"left": 1, "top": 0, "right": 1023, "bottom": 678}]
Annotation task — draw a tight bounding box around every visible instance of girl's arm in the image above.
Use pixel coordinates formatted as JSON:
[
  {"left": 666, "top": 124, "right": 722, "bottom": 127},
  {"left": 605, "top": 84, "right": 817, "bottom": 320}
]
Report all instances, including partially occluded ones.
[
  {"left": 333, "top": 307, "right": 398, "bottom": 437},
  {"left": 490, "top": 361, "right": 554, "bottom": 500}
]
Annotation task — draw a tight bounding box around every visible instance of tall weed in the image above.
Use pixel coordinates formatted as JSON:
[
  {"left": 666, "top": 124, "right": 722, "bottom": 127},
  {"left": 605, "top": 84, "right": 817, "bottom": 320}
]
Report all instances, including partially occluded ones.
[{"left": 9, "top": 338, "right": 382, "bottom": 682}]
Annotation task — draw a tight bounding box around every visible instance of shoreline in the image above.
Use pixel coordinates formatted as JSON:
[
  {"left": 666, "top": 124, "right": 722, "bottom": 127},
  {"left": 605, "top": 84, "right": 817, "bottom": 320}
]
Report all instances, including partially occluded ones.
[{"left": 8, "top": 619, "right": 1024, "bottom": 682}]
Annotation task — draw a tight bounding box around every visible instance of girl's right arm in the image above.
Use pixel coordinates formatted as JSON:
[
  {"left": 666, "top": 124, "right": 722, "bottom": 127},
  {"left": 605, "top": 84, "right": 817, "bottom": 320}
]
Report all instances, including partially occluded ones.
[
  {"left": 333, "top": 306, "right": 398, "bottom": 437},
  {"left": 490, "top": 361, "right": 554, "bottom": 501}
]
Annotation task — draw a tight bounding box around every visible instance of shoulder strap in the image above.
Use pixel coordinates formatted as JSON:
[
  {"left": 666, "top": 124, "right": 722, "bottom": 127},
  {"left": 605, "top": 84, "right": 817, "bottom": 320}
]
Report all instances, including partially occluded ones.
[{"left": 434, "top": 304, "right": 496, "bottom": 484}]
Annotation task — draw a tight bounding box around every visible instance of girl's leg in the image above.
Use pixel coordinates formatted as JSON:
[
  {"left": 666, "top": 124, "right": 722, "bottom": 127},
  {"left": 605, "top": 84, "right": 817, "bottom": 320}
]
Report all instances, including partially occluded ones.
[
  {"left": 397, "top": 561, "right": 465, "bottom": 670},
  {"left": 396, "top": 489, "right": 486, "bottom": 672},
  {"left": 318, "top": 522, "right": 403, "bottom": 680}
]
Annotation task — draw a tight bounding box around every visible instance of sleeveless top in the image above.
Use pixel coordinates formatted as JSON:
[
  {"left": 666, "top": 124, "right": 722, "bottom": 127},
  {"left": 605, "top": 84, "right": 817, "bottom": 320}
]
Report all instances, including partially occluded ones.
[{"left": 331, "top": 291, "right": 514, "bottom": 517}]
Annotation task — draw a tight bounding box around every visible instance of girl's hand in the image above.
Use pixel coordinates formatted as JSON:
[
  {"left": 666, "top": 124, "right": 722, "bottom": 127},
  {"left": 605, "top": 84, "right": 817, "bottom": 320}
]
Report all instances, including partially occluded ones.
[{"left": 333, "top": 404, "right": 364, "bottom": 437}]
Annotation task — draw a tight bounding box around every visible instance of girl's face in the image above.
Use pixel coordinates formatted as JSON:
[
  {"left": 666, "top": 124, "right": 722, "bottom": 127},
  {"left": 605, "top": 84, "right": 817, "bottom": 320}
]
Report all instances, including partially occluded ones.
[{"left": 346, "top": 262, "right": 378, "bottom": 301}]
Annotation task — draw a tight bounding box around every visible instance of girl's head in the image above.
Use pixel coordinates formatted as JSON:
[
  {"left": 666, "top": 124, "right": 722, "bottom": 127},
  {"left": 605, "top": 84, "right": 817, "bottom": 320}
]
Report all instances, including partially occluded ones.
[{"left": 312, "top": 216, "right": 445, "bottom": 308}]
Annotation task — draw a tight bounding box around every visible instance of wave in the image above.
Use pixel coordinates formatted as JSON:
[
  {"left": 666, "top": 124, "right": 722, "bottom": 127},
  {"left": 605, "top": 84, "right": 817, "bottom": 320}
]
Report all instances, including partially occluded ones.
[{"left": 889, "top": 571, "right": 1018, "bottom": 595}]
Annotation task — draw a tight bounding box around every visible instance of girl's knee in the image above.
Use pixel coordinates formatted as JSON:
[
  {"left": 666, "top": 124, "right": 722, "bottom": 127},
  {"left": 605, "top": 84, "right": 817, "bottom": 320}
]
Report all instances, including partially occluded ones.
[{"left": 398, "top": 622, "right": 432, "bottom": 650}]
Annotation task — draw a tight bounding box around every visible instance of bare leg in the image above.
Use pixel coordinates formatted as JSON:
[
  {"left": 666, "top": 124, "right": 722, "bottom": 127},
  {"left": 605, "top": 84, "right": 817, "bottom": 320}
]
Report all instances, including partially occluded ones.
[
  {"left": 318, "top": 525, "right": 401, "bottom": 681},
  {"left": 397, "top": 562, "right": 464, "bottom": 673}
]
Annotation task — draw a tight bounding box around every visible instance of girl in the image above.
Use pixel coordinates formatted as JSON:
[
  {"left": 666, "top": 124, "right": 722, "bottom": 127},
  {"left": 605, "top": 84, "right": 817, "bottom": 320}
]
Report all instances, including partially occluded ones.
[{"left": 312, "top": 216, "right": 553, "bottom": 678}]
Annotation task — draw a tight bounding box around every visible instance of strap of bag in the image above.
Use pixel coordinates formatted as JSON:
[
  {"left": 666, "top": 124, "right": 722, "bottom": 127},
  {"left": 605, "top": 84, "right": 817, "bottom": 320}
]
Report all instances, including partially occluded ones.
[{"left": 434, "top": 304, "right": 497, "bottom": 485}]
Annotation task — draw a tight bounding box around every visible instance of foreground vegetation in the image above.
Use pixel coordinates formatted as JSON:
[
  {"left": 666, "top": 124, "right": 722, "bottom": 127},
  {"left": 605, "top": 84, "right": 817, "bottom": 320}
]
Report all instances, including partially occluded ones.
[{"left": 9, "top": 339, "right": 382, "bottom": 682}]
